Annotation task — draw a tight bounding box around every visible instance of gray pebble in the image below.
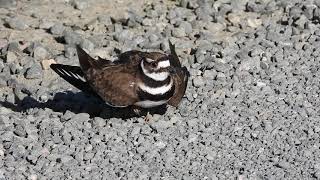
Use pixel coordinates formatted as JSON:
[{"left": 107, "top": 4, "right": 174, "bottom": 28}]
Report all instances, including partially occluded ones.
[
  {"left": 7, "top": 42, "right": 20, "bottom": 52},
  {"left": 33, "top": 45, "right": 50, "bottom": 60},
  {"left": 81, "top": 39, "right": 95, "bottom": 52},
  {"left": 64, "top": 46, "right": 77, "bottom": 58},
  {"left": 24, "top": 63, "right": 43, "bottom": 79},
  {"left": 203, "top": 69, "right": 217, "bottom": 80},
  {"left": 98, "top": 15, "right": 113, "bottom": 26},
  {"left": 63, "top": 30, "right": 82, "bottom": 45},
  {"left": 72, "top": 0, "right": 88, "bottom": 10},
  {"left": 6, "top": 51, "right": 17, "bottom": 63},
  {"left": 289, "top": 6, "right": 302, "bottom": 19},
  {"left": 0, "top": 60, "right": 4, "bottom": 71},
  {"left": 0, "top": 76, "right": 7, "bottom": 87},
  {"left": 13, "top": 124, "right": 27, "bottom": 137},
  {"left": 179, "top": 21, "right": 193, "bottom": 34},
  {"left": 114, "top": 30, "right": 134, "bottom": 43},
  {"left": 92, "top": 117, "right": 106, "bottom": 127},
  {"left": 295, "top": 15, "right": 308, "bottom": 29},
  {"left": 9, "top": 63, "right": 23, "bottom": 74},
  {"left": 38, "top": 19, "right": 55, "bottom": 29},
  {"left": 260, "top": 61, "right": 269, "bottom": 69},
  {"left": 172, "top": 27, "right": 186, "bottom": 38},
  {"left": 5, "top": 17, "right": 28, "bottom": 30},
  {"left": 50, "top": 23, "right": 65, "bottom": 36},
  {"left": 5, "top": 93, "right": 15, "bottom": 104},
  {"left": 142, "top": 18, "right": 153, "bottom": 26},
  {"left": 70, "top": 113, "right": 90, "bottom": 122},
  {"left": 148, "top": 34, "right": 159, "bottom": 43},
  {"left": 193, "top": 76, "right": 205, "bottom": 87},
  {"left": 0, "top": 0, "right": 17, "bottom": 8}
]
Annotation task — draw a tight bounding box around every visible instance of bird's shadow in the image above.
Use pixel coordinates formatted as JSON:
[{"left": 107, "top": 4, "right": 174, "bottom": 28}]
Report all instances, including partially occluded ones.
[{"left": 0, "top": 91, "right": 167, "bottom": 119}]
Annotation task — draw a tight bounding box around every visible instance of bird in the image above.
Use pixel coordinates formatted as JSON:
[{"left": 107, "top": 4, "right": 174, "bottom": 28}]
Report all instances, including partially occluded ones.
[{"left": 50, "top": 41, "right": 189, "bottom": 117}]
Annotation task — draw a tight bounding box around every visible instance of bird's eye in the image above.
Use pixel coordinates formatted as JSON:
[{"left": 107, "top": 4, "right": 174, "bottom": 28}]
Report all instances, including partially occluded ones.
[{"left": 151, "top": 62, "right": 157, "bottom": 68}]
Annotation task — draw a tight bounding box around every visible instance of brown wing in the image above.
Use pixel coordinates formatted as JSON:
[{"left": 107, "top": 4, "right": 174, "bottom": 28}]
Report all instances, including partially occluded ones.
[
  {"left": 117, "top": 50, "right": 142, "bottom": 65},
  {"left": 168, "top": 67, "right": 189, "bottom": 107},
  {"left": 85, "top": 64, "right": 139, "bottom": 107}
]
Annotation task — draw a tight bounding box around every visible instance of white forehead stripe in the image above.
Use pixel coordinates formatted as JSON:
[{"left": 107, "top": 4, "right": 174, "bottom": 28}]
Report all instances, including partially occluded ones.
[
  {"left": 145, "top": 58, "right": 155, "bottom": 63},
  {"left": 157, "top": 60, "right": 170, "bottom": 69},
  {"left": 141, "top": 61, "right": 169, "bottom": 81},
  {"left": 139, "top": 79, "right": 172, "bottom": 95}
]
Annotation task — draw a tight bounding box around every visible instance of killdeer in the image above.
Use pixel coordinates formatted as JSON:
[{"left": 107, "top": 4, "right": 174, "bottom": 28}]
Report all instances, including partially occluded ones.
[{"left": 51, "top": 41, "right": 189, "bottom": 116}]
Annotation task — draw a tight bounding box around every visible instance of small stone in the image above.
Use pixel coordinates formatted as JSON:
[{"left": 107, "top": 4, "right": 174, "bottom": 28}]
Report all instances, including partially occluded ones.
[
  {"left": 9, "top": 63, "right": 23, "bottom": 74},
  {"left": 63, "top": 30, "right": 82, "bottom": 45},
  {"left": 29, "top": 174, "right": 37, "bottom": 180},
  {"left": 294, "top": 15, "right": 308, "bottom": 29},
  {"left": 14, "top": 124, "right": 27, "bottom": 137},
  {"left": 5, "top": 93, "right": 15, "bottom": 104},
  {"left": 114, "top": 30, "right": 134, "bottom": 43},
  {"left": 142, "top": 18, "right": 153, "bottom": 26},
  {"left": 64, "top": 46, "right": 77, "bottom": 58},
  {"left": 98, "top": 15, "right": 112, "bottom": 26},
  {"left": 5, "top": 17, "right": 29, "bottom": 30},
  {"left": 0, "top": 76, "right": 7, "bottom": 87},
  {"left": 260, "top": 61, "right": 269, "bottom": 69},
  {"left": 92, "top": 117, "right": 106, "bottom": 127},
  {"left": 206, "top": 151, "right": 216, "bottom": 161},
  {"left": 0, "top": 60, "right": 4, "bottom": 70},
  {"left": 227, "top": 13, "right": 241, "bottom": 25},
  {"left": 172, "top": 27, "right": 186, "bottom": 38},
  {"left": 25, "top": 63, "right": 43, "bottom": 79},
  {"left": 7, "top": 42, "right": 20, "bottom": 52},
  {"left": 247, "top": 18, "right": 262, "bottom": 28},
  {"left": 50, "top": 23, "right": 65, "bottom": 36},
  {"left": 193, "top": 76, "right": 205, "bottom": 87},
  {"left": 148, "top": 34, "right": 159, "bottom": 43},
  {"left": 277, "top": 161, "right": 290, "bottom": 169},
  {"left": 314, "top": 171, "right": 320, "bottom": 179},
  {"left": 85, "top": 144, "right": 93, "bottom": 152},
  {"left": 0, "top": 0, "right": 17, "bottom": 8},
  {"left": 71, "top": 113, "right": 90, "bottom": 122},
  {"left": 0, "top": 149, "right": 4, "bottom": 157},
  {"left": 33, "top": 46, "right": 50, "bottom": 60},
  {"left": 216, "top": 72, "right": 226, "bottom": 80},
  {"left": 154, "top": 141, "right": 166, "bottom": 149},
  {"left": 72, "top": 0, "right": 88, "bottom": 10},
  {"left": 203, "top": 70, "right": 217, "bottom": 80},
  {"left": 6, "top": 51, "right": 17, "bottom": 63},
  {"left": 289, "top": 6, "right": 302, "bottom": 19},
  {"left": 39, "top": 19, "right": 55, "bottom": 29},
  {"left": 81, "top": 39, "right": 95, "bottom": 52},
  {"left": 41, "top": 59, "right": 56, "bottom": 70},
  {"left": 205, "top": 22, "right": 225, "bottom": 33},
  {"left": 179, "top": 21, "right": 193, "bottom": 34},
  {"left": 0, "top": 39, "right": 8, "bottom": 49}
]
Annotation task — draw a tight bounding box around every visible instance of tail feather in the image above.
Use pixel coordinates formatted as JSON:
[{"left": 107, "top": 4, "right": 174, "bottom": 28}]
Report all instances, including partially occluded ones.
[
  {"left": 50, "top": 64, "right": 98, "bottom": 96},
  {"left": 168, "top": 40, "right": 181, "bottom": 68}
]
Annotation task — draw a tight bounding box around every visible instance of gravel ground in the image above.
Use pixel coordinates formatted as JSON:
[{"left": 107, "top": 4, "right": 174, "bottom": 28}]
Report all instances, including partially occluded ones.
[{"left": 1, "top": 0, "right": 320, "bottom": 179}]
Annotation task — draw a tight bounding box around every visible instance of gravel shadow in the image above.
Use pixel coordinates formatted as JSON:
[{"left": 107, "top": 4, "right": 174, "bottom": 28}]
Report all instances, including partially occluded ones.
[{"left": 0, "top": 91, "right": 167, "bottom": 119}]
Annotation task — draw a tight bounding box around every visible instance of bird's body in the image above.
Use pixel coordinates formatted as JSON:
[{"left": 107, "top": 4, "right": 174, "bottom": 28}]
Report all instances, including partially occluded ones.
[{"left": 51, "top": 41, "right": 189, "bottom": 112}]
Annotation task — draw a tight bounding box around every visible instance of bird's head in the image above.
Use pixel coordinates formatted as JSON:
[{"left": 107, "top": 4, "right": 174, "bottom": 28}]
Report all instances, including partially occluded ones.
[{"left": 140, "top": 52, "right": 175, "bottom": 81}]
